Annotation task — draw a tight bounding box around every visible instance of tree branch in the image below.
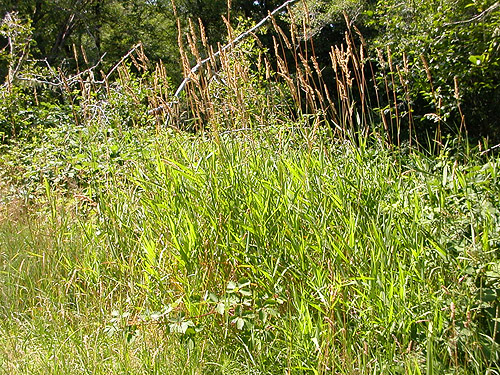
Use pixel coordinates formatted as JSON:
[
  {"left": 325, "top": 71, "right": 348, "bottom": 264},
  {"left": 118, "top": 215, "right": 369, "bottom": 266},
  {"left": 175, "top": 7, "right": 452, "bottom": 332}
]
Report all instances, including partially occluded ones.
[
  {"left": 444, "top": 2, "right": 500, "bottom": 26},
  {"left": 97, "top": 43, "right": 142, "bottom": 83},
  {"left": 148, "top": 0, "right": 299, "bottom": 119}
]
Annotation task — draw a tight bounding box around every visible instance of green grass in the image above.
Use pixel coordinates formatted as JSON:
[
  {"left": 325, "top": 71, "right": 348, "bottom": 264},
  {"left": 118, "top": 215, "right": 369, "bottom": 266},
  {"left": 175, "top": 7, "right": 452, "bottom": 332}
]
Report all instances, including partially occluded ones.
[
  {"left": 1, "top": 125, "right": 499, "bottom": 374},
  {"left": 1, "top": 5, "right": 499, "bottom": 372}
]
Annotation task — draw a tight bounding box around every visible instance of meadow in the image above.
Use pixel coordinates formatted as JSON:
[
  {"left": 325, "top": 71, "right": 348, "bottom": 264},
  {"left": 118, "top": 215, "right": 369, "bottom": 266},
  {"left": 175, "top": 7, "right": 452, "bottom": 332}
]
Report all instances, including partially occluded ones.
[{"left": 1, "top": 4, "right": 500, "bottom": 374}]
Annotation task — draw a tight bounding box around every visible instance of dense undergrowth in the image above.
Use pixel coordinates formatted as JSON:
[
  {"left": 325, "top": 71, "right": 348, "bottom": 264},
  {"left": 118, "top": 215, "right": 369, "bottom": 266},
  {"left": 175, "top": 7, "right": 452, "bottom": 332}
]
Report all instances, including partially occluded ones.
[
  {"left": 1, "top": 3, "right": 500, "bottom": 374},
  {"left": 1, "top": 122, "right": 499, "bottom": 374}
]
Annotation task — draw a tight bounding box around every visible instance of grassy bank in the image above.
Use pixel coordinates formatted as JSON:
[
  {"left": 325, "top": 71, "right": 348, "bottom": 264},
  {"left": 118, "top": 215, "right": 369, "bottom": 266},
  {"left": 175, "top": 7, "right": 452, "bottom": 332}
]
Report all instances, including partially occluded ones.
[
  {"left": 1, "top": 124, "right": 499, "bottom": 374},
  {"left": 1, "top": 4, "right": 499, "bottom": 372}
]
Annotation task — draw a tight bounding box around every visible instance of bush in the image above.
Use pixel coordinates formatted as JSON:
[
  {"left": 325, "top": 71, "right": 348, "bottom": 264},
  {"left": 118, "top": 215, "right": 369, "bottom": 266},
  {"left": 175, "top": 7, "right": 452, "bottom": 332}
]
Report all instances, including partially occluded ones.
[{"left": 368, "top": 0, "right": 500, "bottom": 139}]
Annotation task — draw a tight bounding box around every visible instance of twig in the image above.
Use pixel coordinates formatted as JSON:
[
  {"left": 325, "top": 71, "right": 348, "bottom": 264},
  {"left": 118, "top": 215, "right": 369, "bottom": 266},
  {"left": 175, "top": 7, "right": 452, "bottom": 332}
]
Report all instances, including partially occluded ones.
[
  {"left": 444, "top": 2, "right": 500, "bottom": 26},
  {"left": 96, "top": 43, "right": 143, "bottom": 83},
  {"left": 8, "top": 53, "right": 106, "bottom": 88},
  {"left": 66, "top": 52, "right": 106, "bottom": 84},
  {"left": 148, "top": 0, "right": 299, "bottom": 119},
  {"left": 16, "top": 76, "right": 61, "bottom": 86},
  {"left": 480, "top": 143, "right": 500, "bottom": 155},
  {"left": 1, "top": 13, "right": 32, "bottom": 89},
  {"left": 7, "top": 41, "right": 31, "bottom": 87}
]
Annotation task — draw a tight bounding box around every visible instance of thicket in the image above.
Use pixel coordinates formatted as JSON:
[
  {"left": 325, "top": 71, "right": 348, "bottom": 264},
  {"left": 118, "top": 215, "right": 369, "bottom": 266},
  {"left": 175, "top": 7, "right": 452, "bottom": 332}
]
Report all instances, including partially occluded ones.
[{"left": 1, "top": 0, "right": 499, "bottom": 142}]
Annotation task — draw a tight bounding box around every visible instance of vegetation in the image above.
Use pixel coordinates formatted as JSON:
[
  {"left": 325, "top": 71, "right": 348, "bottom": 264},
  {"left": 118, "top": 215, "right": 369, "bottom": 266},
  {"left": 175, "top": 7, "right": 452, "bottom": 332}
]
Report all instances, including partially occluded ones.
[
  {"left": 1, "top": 0, "right": 499, "bottom": 140},
  {"left": 1, "top": 0, "right": 499, "bottom": 373}
]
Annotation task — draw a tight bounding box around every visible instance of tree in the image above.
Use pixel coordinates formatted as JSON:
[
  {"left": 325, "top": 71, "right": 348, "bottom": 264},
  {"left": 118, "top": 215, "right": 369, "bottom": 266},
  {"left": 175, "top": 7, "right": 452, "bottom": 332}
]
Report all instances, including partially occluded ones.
[
  {"left": 99, "top": 0, "right": 180, "bottom": 77},
  {"left": 1, "top": 1, "right": 180, "bottom": 74},
  {"left": 369, "top": 0, "right": 500, "bottom": 138},
  {"left": 280, "top": 0, "right": 500, "bottom": 139}
]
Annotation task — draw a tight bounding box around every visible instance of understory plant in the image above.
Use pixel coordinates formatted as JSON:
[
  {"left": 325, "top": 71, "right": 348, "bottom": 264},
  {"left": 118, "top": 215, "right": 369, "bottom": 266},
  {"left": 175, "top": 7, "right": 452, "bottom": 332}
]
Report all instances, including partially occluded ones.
[{"left": 1, "top": 2, "right": 499, "bottom": 374}]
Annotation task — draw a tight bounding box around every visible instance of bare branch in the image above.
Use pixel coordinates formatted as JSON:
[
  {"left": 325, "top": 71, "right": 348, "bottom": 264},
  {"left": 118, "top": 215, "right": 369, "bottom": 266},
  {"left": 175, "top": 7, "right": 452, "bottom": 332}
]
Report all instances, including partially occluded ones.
[
  {"left": 444, "top": 2, "right": 500, "bottom": 26},
  {"left": 480, "top": 143, "right": 500, "bottom": 155},
  {"left": 96, "top": 43, "right": 143, "bottom": 84},
  {"left": 148, "top": 0, "right": 300, "bottom": 120}
]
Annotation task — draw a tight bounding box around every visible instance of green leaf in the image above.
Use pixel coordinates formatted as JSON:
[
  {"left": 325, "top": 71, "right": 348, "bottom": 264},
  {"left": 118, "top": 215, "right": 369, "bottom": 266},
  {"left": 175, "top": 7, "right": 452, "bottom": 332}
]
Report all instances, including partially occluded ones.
[
  {"left": 486, "top": 271, "right": 500, "bottom": 279},
  {"left": 185, "top": 337, "right": 195, "bottom": 350},
  {"left": 480, "top": 288, "right": 498, "bottom": 302},
  {"left": 181, "top": 320, "right": 195, "bottom": 333},
  {"left": 235, "top": 317, "right": 245, "bottom": 330},
  {"left": 469, "top": 55, "right": 483, "bottom": 66},
  {"left": 240, "top": 288, "right": 253, "bottom": 297},
  {"left": 208, "top": 292, "right": 219, "bottom": 302},
  {"left": 226, "top": 281, "right": 237, "bottom": 293},
  {"left": 170, "top": 320, "right": 195, "bottom": 334},
  {"left": 216, "top": 302, "right": 225, "bottom": 315},
  {"left": 259, "top": 310, "right": 268, "bottom": 323}
]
